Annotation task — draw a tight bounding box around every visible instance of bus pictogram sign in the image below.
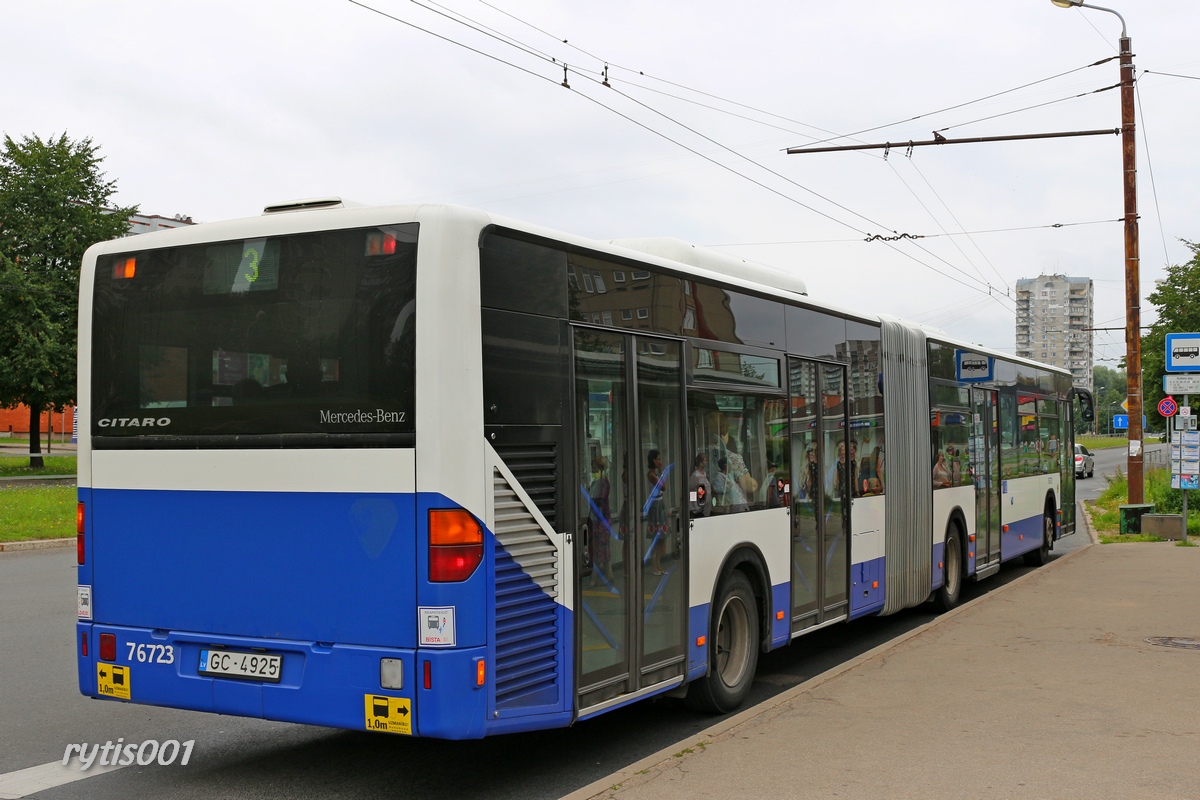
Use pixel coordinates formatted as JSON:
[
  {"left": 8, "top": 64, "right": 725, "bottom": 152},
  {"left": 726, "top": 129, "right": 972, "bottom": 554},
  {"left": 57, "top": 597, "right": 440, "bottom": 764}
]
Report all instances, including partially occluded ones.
[{"left": 1158, "top": 396, "right": 1178, "bottom": 417}]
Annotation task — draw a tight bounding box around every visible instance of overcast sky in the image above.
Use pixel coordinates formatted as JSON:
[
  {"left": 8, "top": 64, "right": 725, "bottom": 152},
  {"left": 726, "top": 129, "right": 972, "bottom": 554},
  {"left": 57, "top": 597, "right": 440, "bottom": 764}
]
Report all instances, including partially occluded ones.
[{"left": 7, "top": 1, "right": 1200, "bottom": 360}]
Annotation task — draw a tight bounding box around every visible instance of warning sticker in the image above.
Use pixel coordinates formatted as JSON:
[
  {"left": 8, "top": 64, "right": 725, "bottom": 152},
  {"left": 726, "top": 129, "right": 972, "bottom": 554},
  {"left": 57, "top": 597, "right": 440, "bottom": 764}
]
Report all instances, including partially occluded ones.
[
  {"left": 364, "top": 694, "right": 412, "bottom": 735},
  {"left": 97, "top": 663, "right": 131, "bottom": 700}
]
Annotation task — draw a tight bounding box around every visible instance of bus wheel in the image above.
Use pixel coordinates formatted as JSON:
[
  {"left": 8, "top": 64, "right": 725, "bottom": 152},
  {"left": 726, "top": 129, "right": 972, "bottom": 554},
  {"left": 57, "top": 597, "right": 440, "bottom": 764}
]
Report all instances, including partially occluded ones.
[
  {"left": 1024, "top": 507, "right": 1054, "bottom": 566},
  {"left": 687, "top": 570, "right": 759, "bottom": 713},
  {"left": 934, "top": 526, "right": 962, "bottom": 612}
]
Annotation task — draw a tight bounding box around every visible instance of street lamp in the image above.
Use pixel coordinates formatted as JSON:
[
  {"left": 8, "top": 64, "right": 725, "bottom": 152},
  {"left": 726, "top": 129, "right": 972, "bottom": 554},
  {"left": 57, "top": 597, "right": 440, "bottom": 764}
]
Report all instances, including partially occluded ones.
[{"left": 1049, "top": 0, "right": 1143, "bottom": 503}]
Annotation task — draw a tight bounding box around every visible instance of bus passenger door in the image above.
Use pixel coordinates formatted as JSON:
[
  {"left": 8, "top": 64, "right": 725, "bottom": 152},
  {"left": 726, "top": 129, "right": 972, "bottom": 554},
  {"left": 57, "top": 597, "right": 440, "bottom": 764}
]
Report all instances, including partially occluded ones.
[
  {"left": 573, "top": 330, "right": 687, "bottom": 712},
  {"left": 971, "top": 388, "right": 1002, "bottom": 572},
  {"left": 788, "top": 358, "right": 850, "bottom": 634}
]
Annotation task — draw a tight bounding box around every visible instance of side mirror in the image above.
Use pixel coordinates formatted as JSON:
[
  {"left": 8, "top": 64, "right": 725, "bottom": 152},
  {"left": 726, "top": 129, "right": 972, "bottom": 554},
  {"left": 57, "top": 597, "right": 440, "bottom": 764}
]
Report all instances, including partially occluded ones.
[{"left": 1073, "top": 387, "right": 1095, "bottom": 423}]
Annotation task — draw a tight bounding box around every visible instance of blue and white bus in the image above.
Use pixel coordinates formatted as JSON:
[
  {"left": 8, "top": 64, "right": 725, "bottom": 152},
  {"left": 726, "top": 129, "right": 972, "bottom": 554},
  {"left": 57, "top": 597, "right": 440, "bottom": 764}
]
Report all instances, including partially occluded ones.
[{"left": 75, "top": 199, "right": 1093, "bottom": 738}]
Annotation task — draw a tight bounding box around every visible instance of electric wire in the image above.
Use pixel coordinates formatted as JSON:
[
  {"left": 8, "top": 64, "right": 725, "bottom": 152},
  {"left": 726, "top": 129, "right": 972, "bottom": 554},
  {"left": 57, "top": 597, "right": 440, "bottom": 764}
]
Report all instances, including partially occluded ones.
[
  {"left": 790, "top": 58, "right": 1117, "bottom": 148},
  {"left": 1135, "top": 77, "right": 1174, "bottom": 272},
  {"left": 592, "top": 76, "right": 1013, "bottom": 305},
  {"left": 1142, "top": 70, "right": 1200, "bottom": 81},
  {"left": 933, "top": 83, "right": 1120, "bottom": 134},
  {"left": 347, "top": 0, "right": 1056, "bottom": 310},
  {"left": 903, "top": 159, "right": 1011, "bottom": 290},
  {"left": 350, "top": 0, "right": 886, "bottom": 237},
  {"left": 888, "top": 158, "right": 1003, "bottom": 292},
  {"left": 346, "top": 0, "right": 559, "bottom": 86},
  {"left": 706, "top": 218, "right": 1120, "bottom": 246},
  {"left": 471, "top": 0, "right": 1118, "bottom": 153}
]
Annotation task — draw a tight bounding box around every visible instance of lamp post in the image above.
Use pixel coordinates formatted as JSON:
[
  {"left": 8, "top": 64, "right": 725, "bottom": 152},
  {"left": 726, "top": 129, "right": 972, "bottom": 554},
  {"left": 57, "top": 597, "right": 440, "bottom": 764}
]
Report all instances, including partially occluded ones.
[{"left": 1050, "top": 0, "right": 1142, "bottom": 502}]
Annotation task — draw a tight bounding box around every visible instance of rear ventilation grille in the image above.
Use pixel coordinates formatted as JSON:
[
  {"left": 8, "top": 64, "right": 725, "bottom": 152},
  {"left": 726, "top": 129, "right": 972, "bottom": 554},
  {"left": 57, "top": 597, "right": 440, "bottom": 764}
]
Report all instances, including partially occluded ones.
[
  {"left": 492, "top": 468, "right": 560, "bottom": 710},
  {"left": 492, "top": 443, "right": 558, "bottom": 528}
]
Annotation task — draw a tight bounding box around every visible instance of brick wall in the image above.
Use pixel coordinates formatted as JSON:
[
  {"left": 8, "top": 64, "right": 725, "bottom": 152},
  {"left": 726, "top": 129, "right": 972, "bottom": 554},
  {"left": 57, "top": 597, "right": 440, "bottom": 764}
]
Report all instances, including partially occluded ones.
[{"left": 0, "top": 405, "right": 75, "bottom": 436}]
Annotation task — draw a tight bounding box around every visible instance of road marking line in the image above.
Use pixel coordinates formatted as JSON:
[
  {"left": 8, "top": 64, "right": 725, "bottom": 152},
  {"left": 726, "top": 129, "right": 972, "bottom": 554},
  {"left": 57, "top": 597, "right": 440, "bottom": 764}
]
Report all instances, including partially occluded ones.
[{"left": 0, "top": 760, "right": 124, "bottom": 799}]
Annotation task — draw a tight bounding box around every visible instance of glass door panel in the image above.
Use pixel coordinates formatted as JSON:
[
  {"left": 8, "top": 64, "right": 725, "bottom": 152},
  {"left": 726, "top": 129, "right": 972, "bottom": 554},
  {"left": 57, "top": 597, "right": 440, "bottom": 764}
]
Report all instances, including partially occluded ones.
[
  {"left": 789, "top": 359, "right": 820, "bottom": 625},
  {"left": 574, "top": 331, "right": 630, "bottom": 695},
  {"left": 821, "top": 364, "right": 849, "bottom": 613},
  {"left": 635, "top": 338, "right": 686, "bottom": 675}
]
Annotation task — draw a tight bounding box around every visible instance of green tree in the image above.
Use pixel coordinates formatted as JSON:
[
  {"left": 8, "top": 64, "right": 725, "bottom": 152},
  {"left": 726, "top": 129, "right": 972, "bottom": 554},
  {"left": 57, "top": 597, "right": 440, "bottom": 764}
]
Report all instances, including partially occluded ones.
[
  {"left": 0, "top": 133, "right": 136, "bottom": 466},
  {"left": 1141, "top": 240, "right": 1200, "bottom": 436}
]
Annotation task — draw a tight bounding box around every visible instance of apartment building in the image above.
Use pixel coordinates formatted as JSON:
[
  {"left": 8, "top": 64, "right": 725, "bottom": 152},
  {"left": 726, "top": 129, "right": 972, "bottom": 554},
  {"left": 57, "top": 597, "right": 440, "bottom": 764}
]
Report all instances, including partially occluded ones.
[{"left": 1014, "top": 274, "right": 1094, "bottom": 390}]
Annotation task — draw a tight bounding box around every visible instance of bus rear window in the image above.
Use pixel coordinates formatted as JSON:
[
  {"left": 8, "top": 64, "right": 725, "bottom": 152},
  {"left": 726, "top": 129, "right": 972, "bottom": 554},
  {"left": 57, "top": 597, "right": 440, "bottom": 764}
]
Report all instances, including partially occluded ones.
[{"left": 92, "top": 224, "right": 417, "bottom": 444}]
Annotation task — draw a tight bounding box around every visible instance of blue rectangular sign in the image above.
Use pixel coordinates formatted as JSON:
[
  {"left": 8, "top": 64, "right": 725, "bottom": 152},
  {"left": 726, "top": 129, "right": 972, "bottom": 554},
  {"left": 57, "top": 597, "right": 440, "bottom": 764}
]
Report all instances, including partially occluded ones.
[
  {"left": 955, "top": 350, "right": 994, "bottom": 383},
  {"left": 1166, "top": 333, "right": 1200, "bottom": 372},
  {"left": 1112, "top": 415, "right": 1147, "bottom": 430}
]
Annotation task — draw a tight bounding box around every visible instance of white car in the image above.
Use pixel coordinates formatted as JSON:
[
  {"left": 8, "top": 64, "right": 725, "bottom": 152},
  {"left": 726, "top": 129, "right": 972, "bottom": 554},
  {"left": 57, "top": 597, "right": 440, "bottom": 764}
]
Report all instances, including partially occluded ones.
[{"left": 1074, "top": 444, "right": 1095, "bottom": 478}]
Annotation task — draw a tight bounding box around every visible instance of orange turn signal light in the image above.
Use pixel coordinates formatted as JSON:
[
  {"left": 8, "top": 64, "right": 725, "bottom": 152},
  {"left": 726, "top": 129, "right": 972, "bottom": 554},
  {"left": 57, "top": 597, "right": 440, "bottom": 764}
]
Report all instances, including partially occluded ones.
[{"left": 112, "top": 257, "right": 136, "bottom": 279}]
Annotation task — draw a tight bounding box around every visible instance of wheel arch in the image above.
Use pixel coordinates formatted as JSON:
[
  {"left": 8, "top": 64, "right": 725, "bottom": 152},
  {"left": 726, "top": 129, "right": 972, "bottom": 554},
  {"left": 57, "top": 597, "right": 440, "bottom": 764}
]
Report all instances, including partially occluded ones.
[
  {"left": 709, "top": 544, "right": 772, "bottom": 654},
  {"left": 942, "top": 505, "right": 968, "bottom": 572},
  {"left": 1045, "top": 489, "right": 1059, "bottom": 541}
]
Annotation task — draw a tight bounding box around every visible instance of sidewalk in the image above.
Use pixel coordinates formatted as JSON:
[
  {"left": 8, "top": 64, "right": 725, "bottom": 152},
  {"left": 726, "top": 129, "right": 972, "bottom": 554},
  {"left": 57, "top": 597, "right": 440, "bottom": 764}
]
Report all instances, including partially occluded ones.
[{"left": 566, "top": 535, "right": 1200, "bottom": 799}]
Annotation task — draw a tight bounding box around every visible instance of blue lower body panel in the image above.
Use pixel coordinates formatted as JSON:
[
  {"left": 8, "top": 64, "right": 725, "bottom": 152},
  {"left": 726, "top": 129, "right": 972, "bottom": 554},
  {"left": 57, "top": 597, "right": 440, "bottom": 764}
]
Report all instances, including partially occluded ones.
[
  {"left": 1003, "top": 514, "right": 1043, "bottom": 559},
  {"left": 77, "top": 623, "right": 439, "bottom": 734}
]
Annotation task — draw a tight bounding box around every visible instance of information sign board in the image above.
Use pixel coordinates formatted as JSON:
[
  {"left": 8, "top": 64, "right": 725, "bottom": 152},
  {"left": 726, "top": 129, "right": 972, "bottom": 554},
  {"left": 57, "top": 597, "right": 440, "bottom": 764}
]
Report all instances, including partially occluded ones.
[{"left": 1164, "top": 374, "right": 1200, "bottom": 394}]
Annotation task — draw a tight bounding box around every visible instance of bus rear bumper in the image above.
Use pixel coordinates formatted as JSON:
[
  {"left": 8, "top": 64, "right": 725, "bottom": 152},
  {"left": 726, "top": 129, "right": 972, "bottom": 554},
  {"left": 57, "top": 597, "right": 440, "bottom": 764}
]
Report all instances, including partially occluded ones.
[{"left": 77, "top": 623, "right": 487, "bottom": 738}]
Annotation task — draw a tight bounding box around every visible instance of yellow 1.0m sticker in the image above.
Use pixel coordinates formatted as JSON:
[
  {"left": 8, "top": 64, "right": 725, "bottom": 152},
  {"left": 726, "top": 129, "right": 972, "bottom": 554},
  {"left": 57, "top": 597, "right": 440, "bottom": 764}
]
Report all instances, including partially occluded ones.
[
  {"left": 364, "top": 694, "right": 412, "bottom": 735},
  {"left": 97, "top": 663, "right": 131, "bottom": 700}
]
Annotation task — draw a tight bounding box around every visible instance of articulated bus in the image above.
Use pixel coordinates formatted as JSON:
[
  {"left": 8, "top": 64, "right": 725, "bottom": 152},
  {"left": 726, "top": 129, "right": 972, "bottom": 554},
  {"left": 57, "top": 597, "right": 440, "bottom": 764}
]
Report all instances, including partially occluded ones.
[{"left": 76, "top": 200, "right": 1094, "bottom": 738}]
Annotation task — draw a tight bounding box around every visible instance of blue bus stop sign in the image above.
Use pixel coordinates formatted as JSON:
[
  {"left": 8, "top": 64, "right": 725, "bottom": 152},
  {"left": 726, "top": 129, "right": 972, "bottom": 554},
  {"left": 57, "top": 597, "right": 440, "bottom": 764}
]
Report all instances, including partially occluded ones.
[{"left": 1166, "top": 333, "right": 1200, "bottom": 372}]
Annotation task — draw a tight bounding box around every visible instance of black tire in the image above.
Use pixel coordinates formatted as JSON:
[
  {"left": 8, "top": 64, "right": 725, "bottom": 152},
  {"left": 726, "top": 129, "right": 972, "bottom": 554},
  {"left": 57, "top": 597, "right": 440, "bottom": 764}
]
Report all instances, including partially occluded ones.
[
  {"left": 1023, "top": 507, "right": 1054, "bottom": 566},
  {"left": 934, "top": 525, "right": 963, "bottom": 612},
  {"left": 686, "top": 570, "right": 759, "bottom": 713},
  {"left": 1088, "top": 467, "right": 1094, "bottom": 478}
]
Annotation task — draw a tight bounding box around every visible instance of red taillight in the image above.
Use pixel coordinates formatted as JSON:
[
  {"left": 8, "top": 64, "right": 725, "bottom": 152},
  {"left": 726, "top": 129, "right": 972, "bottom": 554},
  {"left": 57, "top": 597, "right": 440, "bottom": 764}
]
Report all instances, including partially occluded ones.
[
  {"left": 429, "top": 509, "right": 482, "bottom": 582},
  {"left": 77, "top": 502, "right": 85, "bottom": 565},
  {"left": 81, "top": 631, "right": 89, "bottom": 657},
  {"left": 365, "top": 232, "right": 398, "bottom": 256},
  {"left": 423, "top": 660, "right": 432, "bottom": 690},
  {"left": 99, "top": 633, "right": 116, "bottom": 662}
]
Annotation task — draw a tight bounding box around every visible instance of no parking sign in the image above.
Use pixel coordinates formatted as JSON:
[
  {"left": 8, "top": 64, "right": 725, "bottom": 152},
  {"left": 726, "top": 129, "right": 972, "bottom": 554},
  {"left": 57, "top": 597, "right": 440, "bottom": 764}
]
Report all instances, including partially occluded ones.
[{"left": 1159, "top": 396, "right": 1178, "bottom": 417}]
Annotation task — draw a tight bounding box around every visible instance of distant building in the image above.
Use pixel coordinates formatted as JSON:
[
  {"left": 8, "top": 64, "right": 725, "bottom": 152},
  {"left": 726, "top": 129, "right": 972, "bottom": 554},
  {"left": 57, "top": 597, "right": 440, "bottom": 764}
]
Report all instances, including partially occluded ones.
[
  {"left": 123, "top": 212, "right": 194, "bottom": 236},
  {"left": 1014, "top": 274, "right": 1094, "bottom": 390}
]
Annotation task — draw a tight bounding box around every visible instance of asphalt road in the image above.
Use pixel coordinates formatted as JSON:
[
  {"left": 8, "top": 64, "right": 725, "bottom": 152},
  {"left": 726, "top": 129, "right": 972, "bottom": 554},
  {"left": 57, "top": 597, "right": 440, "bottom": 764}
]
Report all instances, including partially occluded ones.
[{"left": 0, "top": 465, "right": 1111, "bottom": 800}]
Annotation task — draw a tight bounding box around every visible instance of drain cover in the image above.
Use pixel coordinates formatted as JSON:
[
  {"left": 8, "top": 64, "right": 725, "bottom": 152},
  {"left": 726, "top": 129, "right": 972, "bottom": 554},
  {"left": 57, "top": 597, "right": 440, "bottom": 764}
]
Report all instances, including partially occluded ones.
[{"left": 1145, "top": 637, "right": 1200, "bottom": 650}]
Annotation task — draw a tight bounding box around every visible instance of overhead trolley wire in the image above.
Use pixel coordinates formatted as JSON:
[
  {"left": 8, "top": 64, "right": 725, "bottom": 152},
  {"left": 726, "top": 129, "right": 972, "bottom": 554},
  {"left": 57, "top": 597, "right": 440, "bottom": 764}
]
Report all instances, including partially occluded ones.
[
  {"left": 707, "top": 217, "right": 1120, "bottom": 246},
  {"left": 346, "top": 0, "right": 1031, "bottom": 309}
]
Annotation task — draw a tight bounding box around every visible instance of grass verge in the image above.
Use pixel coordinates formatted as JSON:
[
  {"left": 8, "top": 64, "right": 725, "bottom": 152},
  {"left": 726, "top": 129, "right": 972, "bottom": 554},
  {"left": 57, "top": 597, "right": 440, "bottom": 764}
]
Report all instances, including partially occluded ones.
[
  {"left": 1076, "top": 435, "right": 1133, "bottom": 451},
  {"left": 1088, "top": 467, "right": 1200, "bottom": 543},
  {"left": 0, "top": 485, "right": 76, "bottom": 542},
  {"left": 0, "top": 456, "right": 77, "bottom": 478}
]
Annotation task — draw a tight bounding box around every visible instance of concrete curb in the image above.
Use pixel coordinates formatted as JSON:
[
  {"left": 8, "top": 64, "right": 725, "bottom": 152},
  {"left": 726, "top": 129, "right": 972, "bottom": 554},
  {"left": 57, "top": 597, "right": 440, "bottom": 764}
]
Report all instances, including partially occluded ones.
[
  {"left": 560, "top": 543, "right": 1094, "bottom": 800},
  {"left": 0, "top": 537, "right": 74, "bottom": 552}
]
